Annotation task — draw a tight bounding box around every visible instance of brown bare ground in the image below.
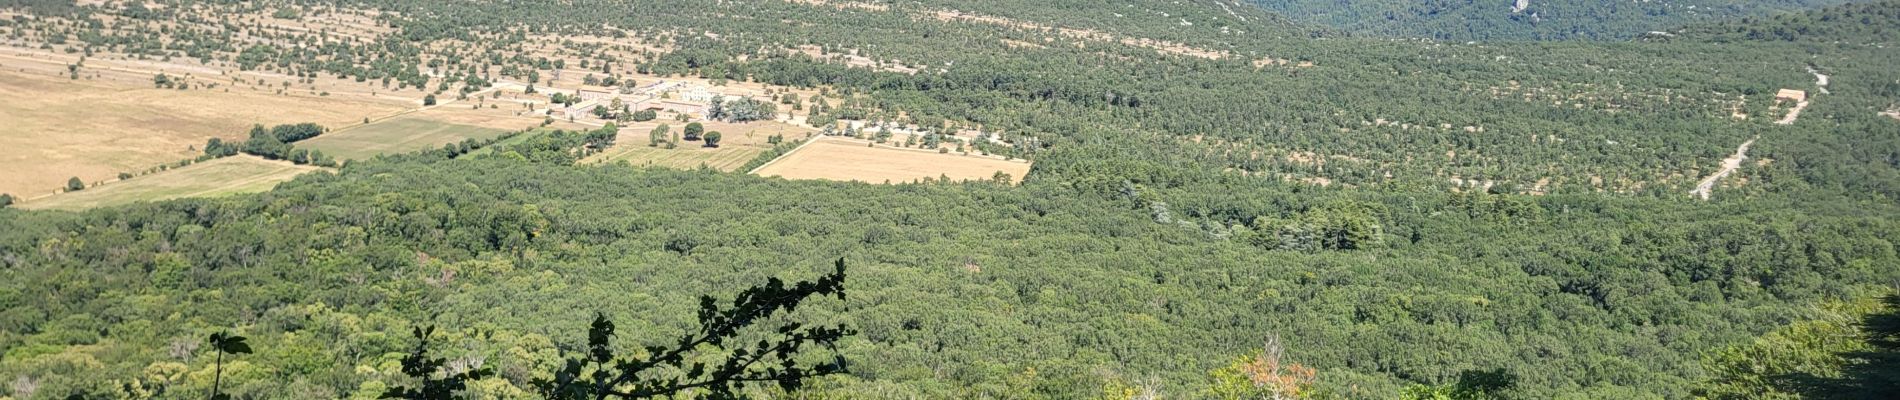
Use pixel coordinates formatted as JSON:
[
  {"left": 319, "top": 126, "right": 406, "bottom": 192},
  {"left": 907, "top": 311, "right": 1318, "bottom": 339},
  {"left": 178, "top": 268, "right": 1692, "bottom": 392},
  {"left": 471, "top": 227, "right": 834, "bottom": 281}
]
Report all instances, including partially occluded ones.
[
  {"left": 0, "top": 68, "right": 404, "bottom": 197},
  {"left": 754, "top": 138, "right": 1032, "bottom": 184}
]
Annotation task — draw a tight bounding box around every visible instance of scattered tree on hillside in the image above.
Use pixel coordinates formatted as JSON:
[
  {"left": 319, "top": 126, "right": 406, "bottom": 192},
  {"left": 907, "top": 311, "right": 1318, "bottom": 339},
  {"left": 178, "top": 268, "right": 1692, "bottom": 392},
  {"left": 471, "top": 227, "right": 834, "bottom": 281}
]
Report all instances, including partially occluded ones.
[
  {"left": 723, "top": 97, "right": 777, "bottom": 123},
  {"left": 268, "top": 123, "right": 325, "bottom": 142},
  {"left": 708, "top": 96, "right": 777, "bottom": 123},
  {"left": 650, "top": 124, "right": 670, "bottom": 147},
  {"left": 703, "top": 131, "right": 722, "bottom": 148},
  {"left": 309, "top": 149, "right": 335, "bottom": 167},
  {"left": 205, "top": 138, "right": 240, "bottom": 157},
  {"left": 1244, "top": 201, "right": 1385, "bottom": 251},
  {"left": 684, "top": 122, "right": 703, "bottom": 141},
  {"left": 423, "top": 94, "right": 438, "bottom": 106},
  {"left": 65, "top": 177, "right": 85, "bottom": 192},
  {"left": 242, "top": 135, "right": 292, "bottom": 160}
]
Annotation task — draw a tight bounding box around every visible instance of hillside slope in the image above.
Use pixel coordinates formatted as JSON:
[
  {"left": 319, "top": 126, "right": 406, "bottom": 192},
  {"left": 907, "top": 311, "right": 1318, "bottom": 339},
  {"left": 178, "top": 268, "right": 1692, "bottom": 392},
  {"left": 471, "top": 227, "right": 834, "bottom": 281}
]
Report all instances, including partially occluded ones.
[
  {"left": 1248, "top": 0, "right": 1862, "bottom": 40},
  {"left": 2, "top": 0, "right": 1900, "bottom": 398},
  {"left": 4, "top": 155, "right": 1898, "bottom": 398},
  {"left": 1672, "top": 0, "right": 1900, "bottom": 42}
]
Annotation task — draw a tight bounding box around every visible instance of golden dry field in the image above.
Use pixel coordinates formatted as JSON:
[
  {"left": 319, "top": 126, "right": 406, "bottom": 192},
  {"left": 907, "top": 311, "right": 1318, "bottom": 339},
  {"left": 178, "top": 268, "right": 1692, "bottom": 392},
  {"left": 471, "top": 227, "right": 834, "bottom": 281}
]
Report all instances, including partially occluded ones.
[
  {"left": 0, "top": 67, "right": 404, "bottom": 197},
  {"left": 753, "top": 137, "right": 1031, "bottom": 184}
]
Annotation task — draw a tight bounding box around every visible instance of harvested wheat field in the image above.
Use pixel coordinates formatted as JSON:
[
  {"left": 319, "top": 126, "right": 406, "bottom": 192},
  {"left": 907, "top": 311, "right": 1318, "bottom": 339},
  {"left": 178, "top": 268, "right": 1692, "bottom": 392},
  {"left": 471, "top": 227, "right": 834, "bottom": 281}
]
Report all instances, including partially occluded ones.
[
  {"left": 0, "top": 69, "right": 404, "bottom": 197},
  {"left": 16, "top": 155, "right": 326, "bottom": 211},
  {"left": 754, "top": 138, "right": 1031, "bottom": 184}
]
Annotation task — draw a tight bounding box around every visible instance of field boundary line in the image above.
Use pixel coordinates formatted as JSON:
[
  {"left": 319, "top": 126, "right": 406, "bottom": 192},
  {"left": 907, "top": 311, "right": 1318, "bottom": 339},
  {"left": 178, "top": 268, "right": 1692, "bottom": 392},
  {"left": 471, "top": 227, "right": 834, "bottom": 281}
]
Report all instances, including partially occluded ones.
[
  {"left": 826, "top": 136, "right": 1029, "bottom": 163},
  {"left": 747, "top": 134, "right": 828, "bottom": 175}
]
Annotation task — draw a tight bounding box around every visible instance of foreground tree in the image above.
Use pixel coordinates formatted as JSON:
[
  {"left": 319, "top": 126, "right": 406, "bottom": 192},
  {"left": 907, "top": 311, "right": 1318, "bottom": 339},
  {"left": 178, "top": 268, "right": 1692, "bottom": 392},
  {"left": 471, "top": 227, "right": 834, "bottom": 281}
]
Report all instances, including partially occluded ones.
[
  {"left": 1205, "top": 335, "right": 1316, "bottom": 400},
  {"left": 1698, "top": 294, "right": 1900, "bottom": 399},
  {"left": 1399, "top": 369, "right": 1518, "bottom": 400},
  {"left": 703, "top": 132, "right": 723, "bottom": 148},
  {"left": 207, "top": 332, "right": 253, "bottom": 400},
  {"left": 380, "top": 326, "right": 494, "bottom": 400},
  {"left": 535, "top": 259, "right": 852, "bottom": 399}
]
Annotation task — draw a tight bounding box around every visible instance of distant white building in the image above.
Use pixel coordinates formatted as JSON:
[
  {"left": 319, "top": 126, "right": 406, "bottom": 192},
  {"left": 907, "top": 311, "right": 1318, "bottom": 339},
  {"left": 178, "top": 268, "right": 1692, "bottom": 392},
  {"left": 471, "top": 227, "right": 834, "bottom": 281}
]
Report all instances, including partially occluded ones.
[
  {"left": 575, "top": 89, "right": 616, "bottom": 102},
  {"left": 1776, "top": 89, "right": 1808, "bottom": 103},
  {"left": 680, "top": 85, "right": 716, "bottom": 102}
]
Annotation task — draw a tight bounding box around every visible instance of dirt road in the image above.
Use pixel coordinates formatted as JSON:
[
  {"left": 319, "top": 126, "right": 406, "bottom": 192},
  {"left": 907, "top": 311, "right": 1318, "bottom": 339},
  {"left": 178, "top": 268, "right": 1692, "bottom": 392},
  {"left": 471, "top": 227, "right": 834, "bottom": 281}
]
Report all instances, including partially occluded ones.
[{"left": 1690, "top": 138, "right": 1755, "bottom": 200}]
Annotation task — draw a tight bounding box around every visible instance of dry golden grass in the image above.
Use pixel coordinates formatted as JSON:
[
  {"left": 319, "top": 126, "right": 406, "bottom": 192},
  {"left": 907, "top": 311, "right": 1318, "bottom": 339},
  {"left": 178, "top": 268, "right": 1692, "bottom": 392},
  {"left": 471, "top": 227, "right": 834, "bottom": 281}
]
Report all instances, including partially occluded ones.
[
  {"left": 754, "top": 137, "right": 1031, "bottom": 184},
  {"left": 16, "top": 155, "right": 325, "bottom": 211},
  {"left": 0, "top": 68, "right": 404, "bottom": 197}
]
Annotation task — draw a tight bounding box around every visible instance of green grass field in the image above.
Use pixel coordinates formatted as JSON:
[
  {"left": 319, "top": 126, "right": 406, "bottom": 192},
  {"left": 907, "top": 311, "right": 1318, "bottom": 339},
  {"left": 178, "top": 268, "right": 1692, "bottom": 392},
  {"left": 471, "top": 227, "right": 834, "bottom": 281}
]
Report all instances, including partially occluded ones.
[
  {"left": 588, "top": 143, "right": 766, "bottom": 172},
  {"left": 298, "top": 116, "right": 508, "bottom": 160},
  {"left": 17, "top": 155, "right": 326, "bottom": 211}
]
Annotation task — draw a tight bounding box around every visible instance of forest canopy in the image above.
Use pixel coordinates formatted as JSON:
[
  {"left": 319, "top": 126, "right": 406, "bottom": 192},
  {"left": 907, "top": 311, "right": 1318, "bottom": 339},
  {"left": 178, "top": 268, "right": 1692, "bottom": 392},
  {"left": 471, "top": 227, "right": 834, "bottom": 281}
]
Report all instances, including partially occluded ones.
[{"left": 1, "top": 0, "right": 1898, "bottom": 398}]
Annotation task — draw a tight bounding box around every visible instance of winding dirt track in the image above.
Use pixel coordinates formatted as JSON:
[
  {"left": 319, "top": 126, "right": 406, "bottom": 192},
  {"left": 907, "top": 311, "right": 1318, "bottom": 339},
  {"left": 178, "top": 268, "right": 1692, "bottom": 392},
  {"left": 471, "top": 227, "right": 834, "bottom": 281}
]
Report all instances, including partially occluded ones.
[{"left": 1690, "top": 138, "right": 1755, "bottom": 201}]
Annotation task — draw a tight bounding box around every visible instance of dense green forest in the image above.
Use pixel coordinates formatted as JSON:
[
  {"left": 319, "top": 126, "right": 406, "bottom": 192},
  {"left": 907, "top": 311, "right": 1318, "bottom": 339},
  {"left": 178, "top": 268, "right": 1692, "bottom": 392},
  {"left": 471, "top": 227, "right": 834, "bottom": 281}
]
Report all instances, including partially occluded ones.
[
  {"left": 4, "top": 150, "right": 1897, "bottom": 398},
  {"left": 1673, "top": 0, "right": 1900, "bottom": 42},
  {"left": 1247, "top": 0, "right": 1864, "bottom": 40},
  {"left": 3, "top": 0, "right": 1900, "bottom": 398}
]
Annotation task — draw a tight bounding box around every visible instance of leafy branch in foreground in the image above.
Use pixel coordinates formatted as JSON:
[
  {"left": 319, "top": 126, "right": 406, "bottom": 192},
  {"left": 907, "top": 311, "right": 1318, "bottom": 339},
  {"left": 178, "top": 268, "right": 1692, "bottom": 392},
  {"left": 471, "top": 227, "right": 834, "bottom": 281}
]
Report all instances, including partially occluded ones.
[
  {"left": 381, "top": 326, "right": 494, "bottom": 400},
  {"left": 536, "top": 258, "right": 852, "bottom": 399},
  {"left": 206, "top": 332, "right": 252, "bottom": 400}
]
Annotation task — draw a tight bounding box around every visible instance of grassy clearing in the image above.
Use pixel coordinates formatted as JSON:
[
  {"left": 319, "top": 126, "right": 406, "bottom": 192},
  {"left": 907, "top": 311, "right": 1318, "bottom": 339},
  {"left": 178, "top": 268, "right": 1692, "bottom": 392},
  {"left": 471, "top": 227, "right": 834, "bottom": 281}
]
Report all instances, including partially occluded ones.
[
  {"left": 586, "top": 120, "right": 813, "bottom": 172},
  {"left": 17, "top": 155, "right": 325, "bottom": 211},
  {"left": 298, "top": 116, "right": 508, "bottom": 160},
  {"left": 591, "top": 143, "right": 766, "bottom": 171},
  {"left": 753, "top": 138, "right": 1032, "bottom": 184}
]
